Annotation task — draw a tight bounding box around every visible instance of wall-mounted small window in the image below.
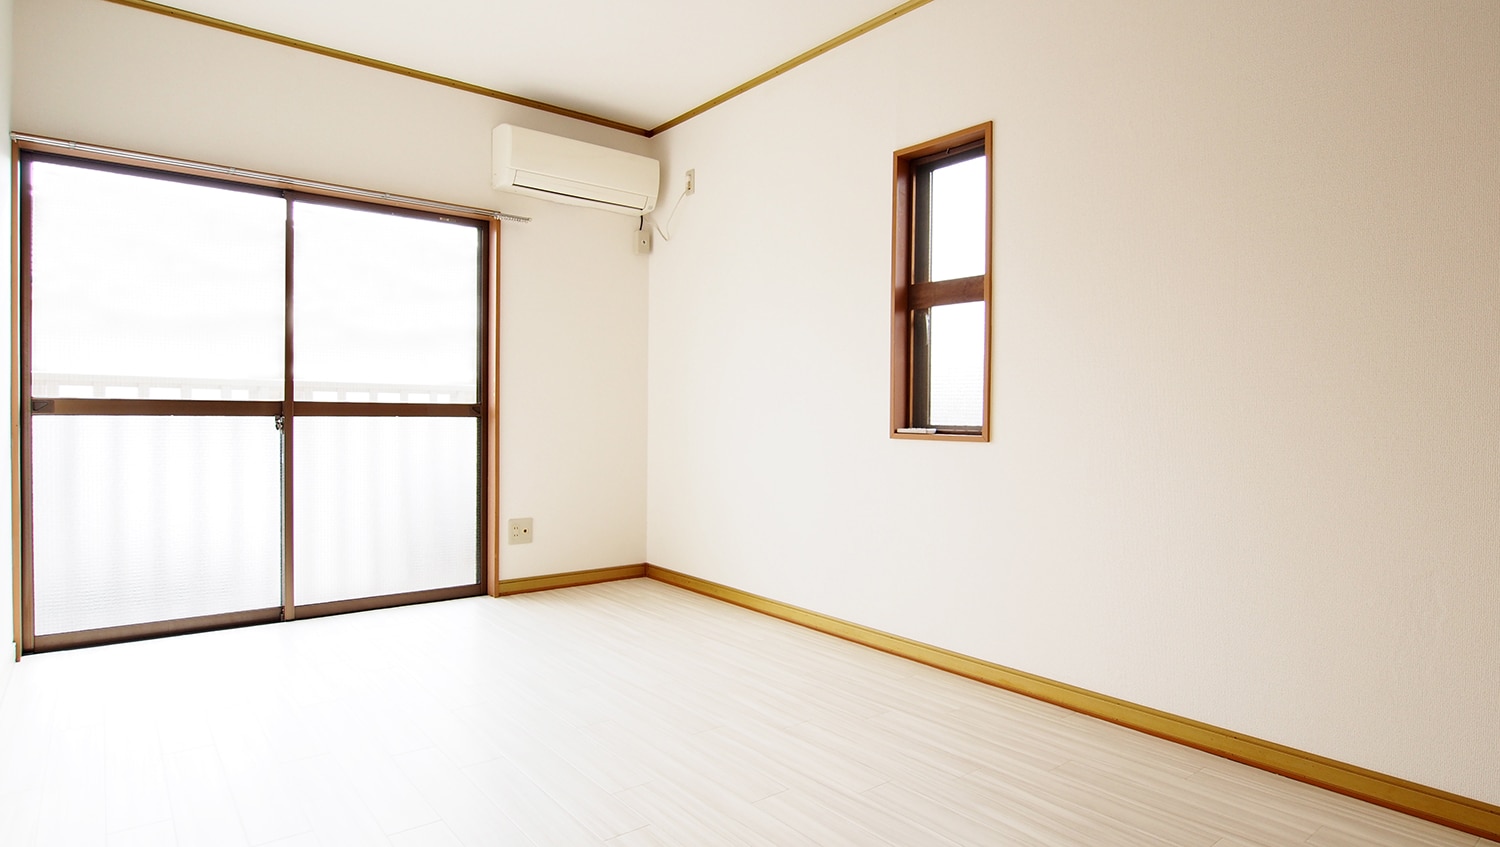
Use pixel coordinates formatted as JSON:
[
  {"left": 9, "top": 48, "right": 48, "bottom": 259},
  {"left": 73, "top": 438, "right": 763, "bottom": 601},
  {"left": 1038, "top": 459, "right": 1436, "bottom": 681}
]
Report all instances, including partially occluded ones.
[{"left": 891, "top": 122, "right": 993, "bottom": 440}]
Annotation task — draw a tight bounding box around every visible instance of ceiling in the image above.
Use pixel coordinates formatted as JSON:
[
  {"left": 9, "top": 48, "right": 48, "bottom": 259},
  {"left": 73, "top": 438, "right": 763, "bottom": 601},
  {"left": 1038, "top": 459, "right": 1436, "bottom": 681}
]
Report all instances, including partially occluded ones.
[{"left": 130, "top": 0, "right": 926, "bottom": 134}]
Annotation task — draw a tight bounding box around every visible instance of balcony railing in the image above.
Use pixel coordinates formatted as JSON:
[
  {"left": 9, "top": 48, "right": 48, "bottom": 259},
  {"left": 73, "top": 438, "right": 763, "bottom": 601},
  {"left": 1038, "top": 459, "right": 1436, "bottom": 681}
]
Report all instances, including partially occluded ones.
[{"left": 30, "top": 373, "right": 469, "bottom": 404}]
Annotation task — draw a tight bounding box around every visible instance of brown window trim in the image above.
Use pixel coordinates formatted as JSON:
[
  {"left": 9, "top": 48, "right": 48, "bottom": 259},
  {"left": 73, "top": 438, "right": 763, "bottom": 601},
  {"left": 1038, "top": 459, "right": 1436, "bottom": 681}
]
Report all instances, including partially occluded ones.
[{"left": 890, "top": 122, "right": 993, "bottom": 442}]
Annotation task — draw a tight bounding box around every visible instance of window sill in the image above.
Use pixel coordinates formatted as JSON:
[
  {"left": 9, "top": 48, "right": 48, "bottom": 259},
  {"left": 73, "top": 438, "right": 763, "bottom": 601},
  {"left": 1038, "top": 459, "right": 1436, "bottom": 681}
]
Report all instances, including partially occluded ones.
[{"left": 890, "top": 430, "right": 987, "bottom": 443}]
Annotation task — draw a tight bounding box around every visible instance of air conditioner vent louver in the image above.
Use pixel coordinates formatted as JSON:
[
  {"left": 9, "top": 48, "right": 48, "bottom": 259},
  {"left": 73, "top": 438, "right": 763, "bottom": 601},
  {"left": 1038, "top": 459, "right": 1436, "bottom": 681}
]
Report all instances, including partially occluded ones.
[{"left": 492, "top": 124, "right": 659, "bottom": 215}]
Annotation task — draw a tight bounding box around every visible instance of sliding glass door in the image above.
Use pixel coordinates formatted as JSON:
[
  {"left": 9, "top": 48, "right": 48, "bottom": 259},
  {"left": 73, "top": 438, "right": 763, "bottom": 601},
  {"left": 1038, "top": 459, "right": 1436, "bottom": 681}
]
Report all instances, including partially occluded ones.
[
  {"left": 287, "top": 199, "right": 483, "bottom": 612},
  {"left": 19, "top": 152, "right": 490, "bottom": 652}
]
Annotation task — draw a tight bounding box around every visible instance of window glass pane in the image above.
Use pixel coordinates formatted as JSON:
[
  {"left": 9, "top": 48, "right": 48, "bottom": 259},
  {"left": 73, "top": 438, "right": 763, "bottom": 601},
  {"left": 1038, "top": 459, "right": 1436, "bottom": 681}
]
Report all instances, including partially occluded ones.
[
  {"left": 293, "top": 417, "right": 478, "bottom": 605},
  {"left": 31, "top": 416, "right": 283, "bottom": 635},
  {"left": 926, "top": 155, "right": 986, "bottom": 282},
  {"left": 927, "top": 301, "right": 986, "bottom": 428},
  {"left": 292, "top": 202, "right": 480, "bottom": 403},
  {"left": 28, "top": 161, "right": 286, "bottom": 400}
]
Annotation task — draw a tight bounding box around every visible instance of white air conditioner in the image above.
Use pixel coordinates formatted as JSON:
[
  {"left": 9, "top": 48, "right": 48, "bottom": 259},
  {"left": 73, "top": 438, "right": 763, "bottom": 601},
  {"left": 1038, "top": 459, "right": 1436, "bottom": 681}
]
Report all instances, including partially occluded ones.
[{"left": 492, "top": 124, "right": 660, "bottom": 215}]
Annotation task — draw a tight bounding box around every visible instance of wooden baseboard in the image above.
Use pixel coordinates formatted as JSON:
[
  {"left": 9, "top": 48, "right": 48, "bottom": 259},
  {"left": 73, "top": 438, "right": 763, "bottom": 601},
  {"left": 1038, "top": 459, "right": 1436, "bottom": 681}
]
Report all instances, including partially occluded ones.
[
  {"left": 644, "top": 565, "right": 1500, "bottom": 841},
  {"left": 494, "top": 564, "right": 647, "bottom": 596}
]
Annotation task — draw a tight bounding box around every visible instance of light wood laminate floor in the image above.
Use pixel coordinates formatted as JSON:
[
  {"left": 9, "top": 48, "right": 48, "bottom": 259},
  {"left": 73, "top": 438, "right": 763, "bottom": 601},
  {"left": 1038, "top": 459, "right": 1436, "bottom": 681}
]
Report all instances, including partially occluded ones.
[{"left": 0, "top": 578, "right": 1488, "bottom": 846}]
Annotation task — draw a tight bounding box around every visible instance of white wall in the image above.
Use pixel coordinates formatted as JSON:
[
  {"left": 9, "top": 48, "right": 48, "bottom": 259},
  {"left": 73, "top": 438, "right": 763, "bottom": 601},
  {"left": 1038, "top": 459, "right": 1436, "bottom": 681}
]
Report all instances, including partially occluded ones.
[
  {"left": 647, "top": 0, "right": 1500, "bottom": 804},
  {"left": 11, "top": 0, "right": 648, "bottom": 580}
]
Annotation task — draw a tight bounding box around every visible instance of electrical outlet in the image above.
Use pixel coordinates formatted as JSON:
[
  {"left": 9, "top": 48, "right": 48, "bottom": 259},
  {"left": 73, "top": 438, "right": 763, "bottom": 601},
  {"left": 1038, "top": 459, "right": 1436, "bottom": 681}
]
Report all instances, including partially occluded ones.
[
  {"left": 507, "top": 517, "right": 533, "bottom": 544},
  {"left": 634, "top": 226, "right": 653, "bottom": 254},
  {"left": 685, "top": 169, "right": 696, "bottom": 195}
]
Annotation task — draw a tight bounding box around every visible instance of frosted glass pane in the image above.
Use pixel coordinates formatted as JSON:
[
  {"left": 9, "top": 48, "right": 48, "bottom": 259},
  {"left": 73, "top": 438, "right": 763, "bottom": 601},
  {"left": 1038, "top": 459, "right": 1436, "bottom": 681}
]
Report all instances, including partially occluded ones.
[
  {"left": 31, "top": 416, "right": 283, "bottom": 635},
  {"left": 28, "top": 161, "right": 285, "bottom": 400},
  {"left": 926, "top": 155, "right": 986, "bottom": 283},
  {"left": 292, "top": 202, "right": 480, "bottom": 403},
  {"left": 927, "top": 301, "right": 986, "bottom": 428},
  {"left": 294, "top": 417, "right": 478, "bottom": 605}
]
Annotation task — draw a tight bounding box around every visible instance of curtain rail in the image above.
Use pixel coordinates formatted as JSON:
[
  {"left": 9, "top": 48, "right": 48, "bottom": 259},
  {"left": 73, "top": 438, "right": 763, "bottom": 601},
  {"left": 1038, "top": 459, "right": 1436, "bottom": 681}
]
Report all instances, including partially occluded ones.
[{"left": 11, "top": 132, "right": 532, "bottom": 223}]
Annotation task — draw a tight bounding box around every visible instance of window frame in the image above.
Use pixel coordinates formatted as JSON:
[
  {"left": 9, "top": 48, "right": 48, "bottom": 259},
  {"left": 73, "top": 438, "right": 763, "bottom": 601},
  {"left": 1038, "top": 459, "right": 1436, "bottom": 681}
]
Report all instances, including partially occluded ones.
[
  {"left": 890, "top": 122, "right": 993, "bottom": 442},
  {"left": 11, "top": 140, "right": 503, "bottom": 653}
]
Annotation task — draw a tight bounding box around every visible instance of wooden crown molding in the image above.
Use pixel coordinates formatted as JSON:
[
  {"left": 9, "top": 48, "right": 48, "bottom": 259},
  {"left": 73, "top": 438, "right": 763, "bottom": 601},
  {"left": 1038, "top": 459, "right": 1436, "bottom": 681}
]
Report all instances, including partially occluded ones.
[
  {"left": 98, "top": 0, "right": 938, "bottom": 139},
  {"left": 98, "top": 0, "right": 650, "bottom": 136},
  {"left": 646, "top": 0, "right": 937, "bottom": 136}
]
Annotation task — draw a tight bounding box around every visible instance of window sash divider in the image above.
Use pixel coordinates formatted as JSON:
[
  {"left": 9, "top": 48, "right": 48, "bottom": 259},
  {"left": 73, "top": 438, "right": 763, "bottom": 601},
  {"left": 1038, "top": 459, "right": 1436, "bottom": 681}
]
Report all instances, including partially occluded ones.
[
  {"left": 29, "top": 399, "right": 480, "bottom": 418},
  {"left": 909, "top": 275, "right": 986, "bottom": 310},
  {"left": 292, "top": 402, "right": 481, "bottom": 418},
  {"left": 31, "top": 399, "right": 285, "bottom": 417}
]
